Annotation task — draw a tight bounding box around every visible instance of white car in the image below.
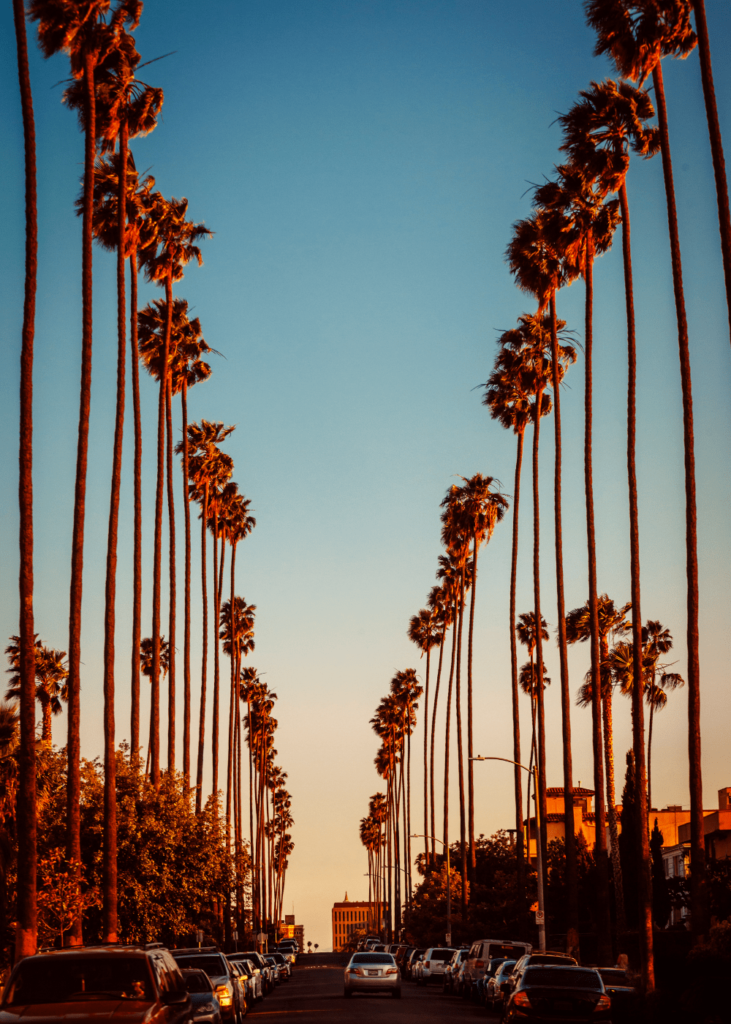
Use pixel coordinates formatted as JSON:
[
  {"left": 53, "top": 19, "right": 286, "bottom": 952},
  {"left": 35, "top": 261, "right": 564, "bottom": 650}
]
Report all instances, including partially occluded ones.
[
  {"left": 415, "top": 947, "right": 455, "bottom": 985},
  {"left": 344, "top": 951, "right": 401, "bottom": 999}
]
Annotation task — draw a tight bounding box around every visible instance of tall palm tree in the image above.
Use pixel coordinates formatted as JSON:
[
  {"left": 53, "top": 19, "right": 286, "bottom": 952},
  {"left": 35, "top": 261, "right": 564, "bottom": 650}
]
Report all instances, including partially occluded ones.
[
  {"left": 390, "top": 669, "right": 422, "bottom": 908},
  {"left": 691, "top": 0, "right": 731, "bottom": 345},
  {"left": 483, "top": 341, "right": 533, "bottom": 892},
  {"left": 516, "top": 611, "right": 549, "bottom": 847},
  {"left": 178, "top": 421, "right": 234, "bottom": 811},
  {"left": 407, "top": 606, "right": 442, "bottom": 867},
  {"left": 141, "top": 198, "right": 211, "bottom": 787},
  {"left": 426, "top": 585, "right": 451, "bottom": 865},
  {"left": 558, "top": 73, "right": 660, "bottom": 956},
  {"left": 585, "top": 0, "right": 706, "bottom": 948},
  {"left": 12, "top": 0, "right": 38, "bottom": 959},
  {"left": 567, "top": 595, "right": 631, "bottom": 930},
  {"left": 450, "top": 474, "right": 508, "bottom": 880},
  {"left": 642, "top": 620, "right": 684, "bottom": 810},
  {"left": 533, "top": 167, "right": 620, "bottom": 963},
  {"left": 29, "top": 0, "right": 140, "bottom": 948}
]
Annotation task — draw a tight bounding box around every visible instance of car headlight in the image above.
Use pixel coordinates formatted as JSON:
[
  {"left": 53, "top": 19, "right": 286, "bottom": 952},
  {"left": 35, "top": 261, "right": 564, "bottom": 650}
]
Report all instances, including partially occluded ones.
[{"left": 196, "top": 1004, "right": 215, "bottom": 1015}]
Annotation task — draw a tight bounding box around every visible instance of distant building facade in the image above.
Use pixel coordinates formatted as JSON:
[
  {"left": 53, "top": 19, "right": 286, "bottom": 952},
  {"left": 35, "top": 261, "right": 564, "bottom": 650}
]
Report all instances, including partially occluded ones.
[
  {"left": 331, "top": 893, "right": 376, "bottom": 951},
  {"left": 278, "top": 914, "right": 304, "bottom": 947}
]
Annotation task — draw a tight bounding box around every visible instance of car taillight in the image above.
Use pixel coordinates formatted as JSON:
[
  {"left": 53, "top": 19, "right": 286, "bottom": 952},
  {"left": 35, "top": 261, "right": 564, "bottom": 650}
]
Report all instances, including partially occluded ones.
[
  {"left": 476, "top": 960, "right": 484, "bottom": 968},
  {"left": 385, "top": 969, "right": 398, "bottom": 975},
  {"left": 348, "top": 968, "right": 363, "bottom": 976},
  {"left": 215, "top": 985, "right": 232, "bottom": 1007},
  {"left": 513, "top": 992, "right": 532, "bottom": 1008},
  {"left": 594, "top": 994, "right": 611, "bottom": 1011},
  {"left": 424, "top": 961, "right": 430, "bottom": 968}
]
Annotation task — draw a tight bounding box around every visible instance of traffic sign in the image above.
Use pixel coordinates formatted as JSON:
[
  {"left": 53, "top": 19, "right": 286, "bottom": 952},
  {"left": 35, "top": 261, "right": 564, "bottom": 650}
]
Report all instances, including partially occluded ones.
[{"left": 535, "top": 910, "right": 545, "bottom": 924}]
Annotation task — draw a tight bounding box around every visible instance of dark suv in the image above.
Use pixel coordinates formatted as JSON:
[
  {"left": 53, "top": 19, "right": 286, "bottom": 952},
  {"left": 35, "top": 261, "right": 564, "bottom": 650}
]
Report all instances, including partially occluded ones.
[
  {"left": 0, "top": 943, "right": 190, "bottom": 1024},
  {"left": 170, "top": 948, "right": 245, "bottom": 1023}
]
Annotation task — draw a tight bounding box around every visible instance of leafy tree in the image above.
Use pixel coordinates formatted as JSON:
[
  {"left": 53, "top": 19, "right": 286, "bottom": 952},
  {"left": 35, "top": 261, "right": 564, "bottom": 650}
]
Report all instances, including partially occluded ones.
[
  {"left": 650, "top": 819, "right": 671, "bottom": 928},
  {"left": 619, "top": 750, "right": 639, "bottom": 929}
]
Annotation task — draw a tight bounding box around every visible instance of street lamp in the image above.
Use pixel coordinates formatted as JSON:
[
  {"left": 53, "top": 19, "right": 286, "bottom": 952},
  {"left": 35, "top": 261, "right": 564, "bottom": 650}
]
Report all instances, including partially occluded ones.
[
  {"left": 470, "top": 755, "right": 546, "bottom": 951},
  {"left": 411, "top": 834, "right": 451, "bottom": 946}
]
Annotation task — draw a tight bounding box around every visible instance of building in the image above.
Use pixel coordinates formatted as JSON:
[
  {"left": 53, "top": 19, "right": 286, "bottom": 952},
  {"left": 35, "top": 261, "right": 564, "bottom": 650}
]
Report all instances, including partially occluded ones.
[
  {"left": 278, "top": 914, "right": 304, "bottom": 947},
  {"left": 678, "top": 787, "right": 731, "bottom": 860},
  {"left": 331, "top": 893, "right": 377, "bottom": 951}
]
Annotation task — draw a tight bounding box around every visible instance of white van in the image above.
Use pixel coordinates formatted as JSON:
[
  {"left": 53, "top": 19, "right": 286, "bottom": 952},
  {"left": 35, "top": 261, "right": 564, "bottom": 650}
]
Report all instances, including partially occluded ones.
[{"left": 462, "top": 939, "right": 532, "bottom": 999}]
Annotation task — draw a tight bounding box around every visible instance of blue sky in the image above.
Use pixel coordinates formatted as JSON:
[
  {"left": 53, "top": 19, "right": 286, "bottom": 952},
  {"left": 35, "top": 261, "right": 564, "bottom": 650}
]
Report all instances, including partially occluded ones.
[{"left": 1, "top": 0, "right": 731, "bottom": 948}]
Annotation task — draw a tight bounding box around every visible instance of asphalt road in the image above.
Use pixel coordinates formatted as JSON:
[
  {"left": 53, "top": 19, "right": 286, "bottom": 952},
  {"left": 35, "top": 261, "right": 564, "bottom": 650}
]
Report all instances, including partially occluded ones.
[{"left": 248, "top": 954, "right": 495, "bottom": 1021}]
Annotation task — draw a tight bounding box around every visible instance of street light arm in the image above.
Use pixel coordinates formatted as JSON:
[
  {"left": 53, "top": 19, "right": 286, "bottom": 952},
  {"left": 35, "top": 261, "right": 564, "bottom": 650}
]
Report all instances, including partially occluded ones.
[{"left": 471, "top": 755, "right": 535, "bottom": 775}]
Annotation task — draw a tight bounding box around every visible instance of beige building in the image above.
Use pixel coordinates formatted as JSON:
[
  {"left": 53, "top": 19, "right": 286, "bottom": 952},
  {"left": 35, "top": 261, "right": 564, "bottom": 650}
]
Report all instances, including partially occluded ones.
[{"left": 331, "top": 893, "right": 373, "bottom": 951}]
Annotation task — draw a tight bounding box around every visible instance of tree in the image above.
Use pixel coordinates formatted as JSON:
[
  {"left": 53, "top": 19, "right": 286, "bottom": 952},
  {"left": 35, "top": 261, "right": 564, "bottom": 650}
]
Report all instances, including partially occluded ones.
[
  {"left": 642, "top": 620, "right": 684, "bottom": 811},
  {"left": 407, "top": 605, "right": 442, "bottom": 868},
  {"left": 140, "top": 197, "right": 211, "bottom": 787},
  {"left": 516, "top": 611, "right": 549, "bottom": 852},
  {"left": 5, "top": 638, "right": 68, "bottom": 747},
  {"left": 28, "top": 0, "right": 141, "bottom": 947},
  {"left": 618, "top": 750, "right": 640, "bottom": 929},
  {"left": 12, "top": 0, "right": 38, "bottom": 961},
  {"left": 585, "top": 0, "right": 707, "bottom": 947},
  {"left": 426, "top": 585, "right": 452, "bottom": 866}
]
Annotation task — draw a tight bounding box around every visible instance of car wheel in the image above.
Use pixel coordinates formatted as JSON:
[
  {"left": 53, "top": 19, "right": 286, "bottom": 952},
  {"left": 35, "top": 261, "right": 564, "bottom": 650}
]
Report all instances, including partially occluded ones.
[{"left": 392, "top": 988, "right": 402, "bottom": 999}]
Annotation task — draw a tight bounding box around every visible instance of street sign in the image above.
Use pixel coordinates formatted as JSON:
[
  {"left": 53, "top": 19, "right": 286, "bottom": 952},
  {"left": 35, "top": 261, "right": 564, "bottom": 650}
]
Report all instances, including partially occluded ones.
[
  {"left": 535, "top": 910, "right": 545, "bottom": 924},
  {"left": 196, "top": 929, "right": 204, "bottom": 948},
  {"left": 445, "top": 932, "right": 452, "bottom": 946},
  {"left": 232, "top": 930, "right": 238, "bottom": 941},
  {"left": 530, "top": 901, "right": 539, "bottom": 912}
]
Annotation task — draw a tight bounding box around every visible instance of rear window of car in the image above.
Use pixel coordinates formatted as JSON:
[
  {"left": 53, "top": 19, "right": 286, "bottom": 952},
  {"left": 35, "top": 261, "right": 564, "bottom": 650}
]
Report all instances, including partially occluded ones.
[
  {"left": 183, "top": 970, "right": 213, "bottom": 994},
  {"left": 430, "top": 949, "right": 454, "bottom": 961},
  {"left": 351, "top": 954, "right": 396, "bottom": 965},
  {"left": 173, "top": 955, "right": 227, "bottom": 977},
  {"left": 524, "top": 968, "right": 602, "bottom": 989},
  {"left": 528, "top": 954, "right": 577, "bottom": 966},
  {"left": 4, "top": 957, "right": 154, "bottom": 1005},
  {"left": 599, "top": 969, "right": 631, "bottom": 985}
]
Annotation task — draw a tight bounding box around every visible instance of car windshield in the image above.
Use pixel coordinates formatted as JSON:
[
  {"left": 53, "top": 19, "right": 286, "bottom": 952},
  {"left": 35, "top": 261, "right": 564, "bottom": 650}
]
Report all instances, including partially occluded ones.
[
  {"left": 173, "top": 955, "right": 227, "bottom": 977},
  {"left": 430, "top": 949, "right": 454, "bottom": 961},
  {"left": 270, "top": 954, "right": 285, "bottom": 963},
  {"left": 183, "top": 971, "right": 213, "bottom": 994},
  {"left": 524, "top": 968, "right": 602, "bottom": 990},
  {"left": 487, "top": 958, "right": 506, "bottom": 975},
  {"left": 4, "top": 957, "right": 154, "bottom": 1005},
  {"left": 351, "top": 954, "right": 395, "bottom": 965}
]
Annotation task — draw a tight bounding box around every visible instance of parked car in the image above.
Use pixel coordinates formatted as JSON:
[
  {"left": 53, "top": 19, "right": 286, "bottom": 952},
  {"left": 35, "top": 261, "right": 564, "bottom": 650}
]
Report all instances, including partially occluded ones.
[
  {"left": 0, "top": 944, "right": 191, "bottom": 1024},
  {"left": 597, "top": 967, "right": 638, "bottom": 1021},
  {"left": 505, "top": 951, "right": 579, "bottom": 1002},
  {"left": 415, "top": 946, "right": 455, "bottom": 985},
  {"left": 442, "top": 948, "right": 469, "bottom": 993},
  {"left": 343, "top": 951, "right": 401, "bottom": 999},
  {"left": 485, "top": 958, "right": 517, "bottom": 1011},
  {"left": 171, "top": 947, "right": 246, "bottom": 1023},
  {"left": 229, "top": 951, "right": 275, "bottom": 994},
  {"left": 404, "top": 948, "right": 424, "bottom": 981},
  {"left": 462, "top": 938, "right": 532, "bottom": 1000},
  {"left": 476, "top": 956, "right": 507, "bottom": 1004},
  {"left": 503, "top": 965, "right": 611, "bottom": 1023},
  {"left": 230, "top": 959, "right": 263, "bottom": 1004},
  {"left": 182, "top": 968, "right": 222, "bottom": 1024},
  {"left": 267, "top": 952, "right": 292, "bottom": 980}
]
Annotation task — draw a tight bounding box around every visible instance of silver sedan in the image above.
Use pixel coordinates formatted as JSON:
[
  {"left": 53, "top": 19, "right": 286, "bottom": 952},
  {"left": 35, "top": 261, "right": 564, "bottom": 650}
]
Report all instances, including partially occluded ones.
[{"left": 343, "top": 952, "right": 401, "bottom": 999}]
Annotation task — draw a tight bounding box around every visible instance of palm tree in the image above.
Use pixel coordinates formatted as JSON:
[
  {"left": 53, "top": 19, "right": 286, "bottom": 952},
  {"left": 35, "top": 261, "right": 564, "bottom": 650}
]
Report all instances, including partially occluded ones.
[
  {"left": 12, "top": 0, "right": 38, "bottom": 959},
  {"left": 450, "top": 474, "right": 508, "bottom": 881},
  {"left": 390, "top": 669, "right": 422, "bottom": 908},
  {"left": 516, "top": 612, "right": 549, "bottom": 842},
  {"left": 691, "top": 0, "right": 731, "bottom": 344},
  {"left": 29, "top": 0, "right": 140, "bottom": 948},
  {"left": 504, "top": 221, "right": 580, "bottom": 927},
  {"left": 585, "top": 0, "right": 706, "bottom": 946},
  {"left": 642, "top": 620, "right": 684, "bottom": 811},
  {"left": 221, "top": 595, "right": 255, "bottom": 830},
  {"left": 5, "top": 638, "right": 68, "bottom": 747},
  {"left": 407, "top": 606, "right": 442, "bottom": 868},
  {"left": 141, "top": 198, "right": 211, "bottom": 787},
  {"left": 567, "top": 595, "right": 631, "bottom": 930},
  {"left": 178, "top": 421, "right": 234, "bottom": 811},
  {"left": 425, "top": 585, "right": 451, "bottom": 866},
  {"left": 483, "top": 341, "right": 533, "bottom": 891}
]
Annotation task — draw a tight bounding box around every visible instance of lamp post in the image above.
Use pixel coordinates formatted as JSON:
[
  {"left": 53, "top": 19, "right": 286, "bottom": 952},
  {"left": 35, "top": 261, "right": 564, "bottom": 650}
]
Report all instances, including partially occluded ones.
[
  {"left": 412, "top": 834, "right": 451, "bottom": 946},
  {"left": 471, "top": 755, "right": 546, "bottom": 951}
]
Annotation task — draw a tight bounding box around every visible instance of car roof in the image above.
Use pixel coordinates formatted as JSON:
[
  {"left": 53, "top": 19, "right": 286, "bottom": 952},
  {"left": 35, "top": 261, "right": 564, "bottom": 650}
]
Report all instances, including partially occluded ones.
[{"left": 26, "top": 945, "right": 153, "bottom": 960}]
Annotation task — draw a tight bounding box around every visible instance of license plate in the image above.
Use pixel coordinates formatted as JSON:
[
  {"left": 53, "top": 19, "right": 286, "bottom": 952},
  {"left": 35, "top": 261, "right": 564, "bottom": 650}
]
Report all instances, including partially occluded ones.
[{"left": 368, "top": 970, "right": 379, "bottom": 976}]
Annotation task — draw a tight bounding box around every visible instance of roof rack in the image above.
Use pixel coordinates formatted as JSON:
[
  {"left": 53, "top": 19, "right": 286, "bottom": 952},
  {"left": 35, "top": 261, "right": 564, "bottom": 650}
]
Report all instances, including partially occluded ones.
[{"left": 37, "top": 942, "right": 154, "bottom": 954}]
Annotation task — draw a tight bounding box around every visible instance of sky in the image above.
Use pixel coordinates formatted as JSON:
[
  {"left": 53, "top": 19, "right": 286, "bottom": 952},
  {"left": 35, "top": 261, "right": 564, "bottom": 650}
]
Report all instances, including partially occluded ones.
[{"left": 1, "top": 0, "right": 731, "bottom": 950}]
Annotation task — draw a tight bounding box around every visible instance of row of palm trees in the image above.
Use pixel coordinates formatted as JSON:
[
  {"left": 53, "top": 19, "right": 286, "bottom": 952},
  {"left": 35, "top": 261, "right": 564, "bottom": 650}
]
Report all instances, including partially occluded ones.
[
  {"left": 355, "top": 0, "right": 728, "bottom": 988},
  {"left": 11, "top": 0, "right": 294, "bottom": 956}
]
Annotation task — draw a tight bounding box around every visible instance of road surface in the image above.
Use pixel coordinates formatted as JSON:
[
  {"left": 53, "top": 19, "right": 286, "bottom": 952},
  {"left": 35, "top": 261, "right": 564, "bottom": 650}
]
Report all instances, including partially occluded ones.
[{"left": 248, "top": 953, "right": 494, "bottom": 1021}]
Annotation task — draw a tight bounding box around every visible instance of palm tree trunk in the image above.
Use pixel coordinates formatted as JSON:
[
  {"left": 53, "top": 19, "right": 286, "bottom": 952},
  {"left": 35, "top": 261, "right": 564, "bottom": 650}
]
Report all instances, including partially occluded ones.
[
  {"left": 443, "top": 600, "right": 458, "bottom": 866},
  {"left": 150, "top": 271, "right": 172, "bottom": 788},
  {"left": 531, "top": 387, "right": 548, "bottom": 877},
  {"left": 693, "top": 0, "right": 731, "bottom": 346},
  {"left": 181, "top": 382, "right": 191, "bottom": 788},
  {"left": 647, "top": 699, "right": 655, "bottom": 814},
  {"left": 601, "top": 673, "right": 625, "bottom": 933},
  {"left": 13, "top": 0, "right": 38, "bottom": 959},
  {"left": 583, "top": 239, "right": 612, "bottom": 965},
  {"left": 549, "top": 293, "right": 578, "bottom": 945},
  {"left": 510, "top": 430, "right": 525, "bottom": 895},
  {"left": 226, "top": 542, "right": 237, "bottom": 840},
  {"left": 130, "top": 248, "right": 142, "bottom": 767},
  {"left": 42, "top": 703, "right": 52, "bottom": 746},
  {"left": 101, "top": 114, "right": 129, "bottom": 944},
  {"left": 67, "top": 50, "right": 97, "bottom": 946},
  {"left": 195, "top": 484, "right": 209, "bottom": 813},
  {"left": 454, "top": 575, "right": 468, "bottom": 914},
  {"left": 165, "top": 375, "right": 176, "bottom": 772},
  {"left": 430, "top": 623, "right": 446, "bottom": 865},
  {"left": 467, "top": 529, "right": 478, "bottom": 880},
  {"left": 619, "top": 180, "right": 654, "bottom": 987},
  {"left": 423, "top": 644, "right": 430, "bottom": 867},
  {"left": 212, "top": 512, "right": 221, "bottom": 796},
  {"left": 653, "top": 61, "right": 707, "bottom": 942}
]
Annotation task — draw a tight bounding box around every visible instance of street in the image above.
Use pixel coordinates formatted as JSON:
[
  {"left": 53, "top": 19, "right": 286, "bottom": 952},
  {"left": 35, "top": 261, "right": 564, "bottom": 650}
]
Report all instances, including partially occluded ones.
[{"left": 249, "top": 954, "right": 492, "bottom": 1021}]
